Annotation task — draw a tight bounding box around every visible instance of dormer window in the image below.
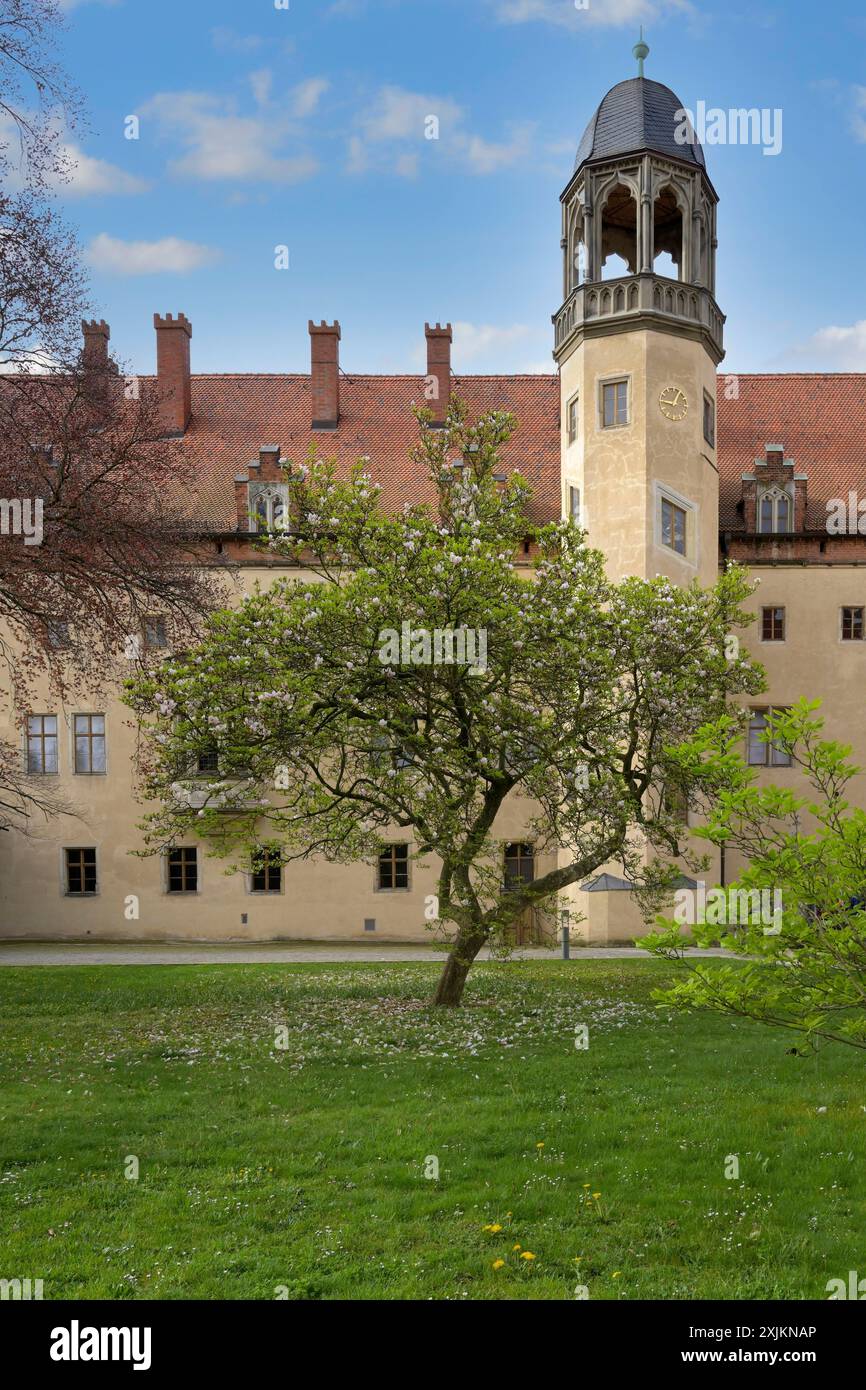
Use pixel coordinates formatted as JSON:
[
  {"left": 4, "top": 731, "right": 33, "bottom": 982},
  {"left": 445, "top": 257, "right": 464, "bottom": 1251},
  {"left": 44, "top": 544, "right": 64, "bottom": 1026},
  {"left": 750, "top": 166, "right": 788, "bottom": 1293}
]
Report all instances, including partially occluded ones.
[
  {"left": 758, "top": 487, "right": 792, "bottom": 534},
  {"left": 249, "top": 483, "right": 288, "bottom": 533}
]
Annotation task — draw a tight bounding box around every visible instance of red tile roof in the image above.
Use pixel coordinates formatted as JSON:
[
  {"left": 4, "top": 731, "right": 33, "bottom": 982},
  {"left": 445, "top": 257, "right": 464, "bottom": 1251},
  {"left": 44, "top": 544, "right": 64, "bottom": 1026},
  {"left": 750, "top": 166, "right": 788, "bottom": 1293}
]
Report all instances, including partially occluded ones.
[
  {"left": 717, "top": 374, "right": 866, "bottom": 531},
  {"left": 171, "top": 369, "right": 866, "bottom": 537},
  {"left": 175, "top": 372, "right": 561, "bottom": 532}
]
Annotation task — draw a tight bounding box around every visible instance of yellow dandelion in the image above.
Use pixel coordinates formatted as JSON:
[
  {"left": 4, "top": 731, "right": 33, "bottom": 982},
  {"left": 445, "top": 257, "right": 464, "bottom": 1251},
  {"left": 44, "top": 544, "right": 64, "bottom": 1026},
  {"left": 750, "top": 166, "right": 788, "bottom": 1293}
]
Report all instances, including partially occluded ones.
[
  {"left": 492, "top": 1259, "right": 505, "bottom": 1270},
  {"left": 512, "top": 1243, "right": 521, "bottom": 1251},
  {"left": 612, "top": 1271, "right": 621, "bottom": 1279},
  {"left": 482, "top": 1223, "right": 503, "bottom": 1234},
  {"left": 582, "top": 1183, "right": 591, "bottom": 1189},
  {"left": 521, "top": 1251, "right": 536, "bottom": 1261},
  {"left": 536, "top": 1142, "right": 545, "bottom": 1149},
  {"left": 593, "top": 1192, "right": 601, "bottom": 1199}
]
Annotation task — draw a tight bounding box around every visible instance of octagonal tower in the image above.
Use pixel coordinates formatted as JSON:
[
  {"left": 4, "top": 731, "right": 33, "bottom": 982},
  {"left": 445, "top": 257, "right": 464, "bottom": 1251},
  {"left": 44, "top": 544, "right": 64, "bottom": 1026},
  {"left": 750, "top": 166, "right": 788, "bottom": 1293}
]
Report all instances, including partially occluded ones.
[{"left": 555, "top": 39, "right": 725, "bottom": 588}]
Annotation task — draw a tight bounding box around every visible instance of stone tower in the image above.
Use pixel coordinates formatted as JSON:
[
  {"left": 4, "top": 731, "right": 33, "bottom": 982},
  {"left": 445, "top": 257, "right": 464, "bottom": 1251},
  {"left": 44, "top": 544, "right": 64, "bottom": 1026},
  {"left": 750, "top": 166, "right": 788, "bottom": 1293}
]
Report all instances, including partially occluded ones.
[{"left": 554, "top": 41, "right": 724, "bottom": 588}]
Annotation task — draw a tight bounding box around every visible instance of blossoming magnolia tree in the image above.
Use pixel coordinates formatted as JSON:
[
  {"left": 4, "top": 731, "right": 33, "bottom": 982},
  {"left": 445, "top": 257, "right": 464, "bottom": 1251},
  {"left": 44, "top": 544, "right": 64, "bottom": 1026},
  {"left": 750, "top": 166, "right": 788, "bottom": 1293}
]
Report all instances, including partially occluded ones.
[{"left": 128, "top": 399, "right": 763, "bottom": 1007}]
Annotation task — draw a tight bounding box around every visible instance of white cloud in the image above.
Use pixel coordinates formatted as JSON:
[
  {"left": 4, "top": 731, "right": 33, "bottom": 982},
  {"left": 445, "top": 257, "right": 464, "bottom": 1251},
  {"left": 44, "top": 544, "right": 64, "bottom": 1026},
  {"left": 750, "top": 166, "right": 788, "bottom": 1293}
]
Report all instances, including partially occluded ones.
[
  {"left": 519, "top": 360, "right": 557, "bottom": 374},
  {"left": 0, "top": 112, "right": 147, "bottom": 197},
  {"left": 351, "top": 85, "right": 531, "bottom": 177},
  {"left": 346, "top": 135, "right": 369, "bottom": 175},
  {"left": 211, "top": 27, "right": 264, "bottom": 54},
  {"left": 63, "top": 141, "right": 149, "bottom": 196},
  {"left": 492, "top": 0, "right": 691, "bottom": 27},
  {"left": 456, "top": 127, "right": 533, "bottom": 174},
  {"left": 0, "top": 346, "right": 63, "bottom": 375},
  {"left": 249, "top": 68, "right": 273, "bottom": 108},
  {"left": 139, "top": 90, "right": 319, "bottom": 185},
  {"left": 359, "top": 87, "right": 463, "bottom": 144},
  {"left": 85, "top": 233, "right": 220, "bottom": 276},
  {"left": 798, "top": 321, "right": 866, "bottom": 370},
  {"left": 292, "top": 78, "right": 330, "bottom": 118},
  {"left": 452, "top": 322, "right": 533, "bottom": 365}
]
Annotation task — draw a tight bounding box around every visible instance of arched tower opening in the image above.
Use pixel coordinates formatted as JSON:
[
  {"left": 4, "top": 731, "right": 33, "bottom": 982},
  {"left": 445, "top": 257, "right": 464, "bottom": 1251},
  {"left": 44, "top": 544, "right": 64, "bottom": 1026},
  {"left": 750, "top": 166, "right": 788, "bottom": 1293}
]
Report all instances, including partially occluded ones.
[
  {"left": 652, "top": 184, "right": 683, "bottom": 281},
  {"left": 600, "top": 182, "right": 638, "bottom": 280}
]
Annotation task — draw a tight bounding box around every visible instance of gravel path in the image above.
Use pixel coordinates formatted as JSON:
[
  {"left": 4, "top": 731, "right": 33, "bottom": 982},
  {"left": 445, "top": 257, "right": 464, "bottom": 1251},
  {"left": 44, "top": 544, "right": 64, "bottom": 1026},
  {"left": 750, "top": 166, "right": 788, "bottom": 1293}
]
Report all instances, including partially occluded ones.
[{"left": 0, "top": 941, "right": 732, "bottom": 966}]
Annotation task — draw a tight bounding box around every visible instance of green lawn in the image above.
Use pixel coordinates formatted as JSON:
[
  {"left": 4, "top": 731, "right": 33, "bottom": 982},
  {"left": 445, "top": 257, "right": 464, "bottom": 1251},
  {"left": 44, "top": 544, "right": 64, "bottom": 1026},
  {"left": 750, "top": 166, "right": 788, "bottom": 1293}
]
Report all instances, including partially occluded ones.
[{"left": 0, "top": 960, "right": 862, "bottom": 1300}]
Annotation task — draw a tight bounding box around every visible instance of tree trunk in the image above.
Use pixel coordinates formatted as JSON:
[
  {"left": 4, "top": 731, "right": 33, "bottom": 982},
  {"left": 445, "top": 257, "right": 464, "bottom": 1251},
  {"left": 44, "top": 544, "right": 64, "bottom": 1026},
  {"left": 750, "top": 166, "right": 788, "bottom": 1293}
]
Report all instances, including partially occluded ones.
[{"left": 432, "top": 929, "right": 486, "bottom": 1008}]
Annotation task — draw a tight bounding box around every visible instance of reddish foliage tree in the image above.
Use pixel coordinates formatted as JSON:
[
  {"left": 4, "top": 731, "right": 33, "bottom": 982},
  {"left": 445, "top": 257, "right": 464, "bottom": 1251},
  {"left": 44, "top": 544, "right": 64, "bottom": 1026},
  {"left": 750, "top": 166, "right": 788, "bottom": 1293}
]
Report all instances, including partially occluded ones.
[{"left": 0, "top": 1, "right": 220, "bottom": 830}]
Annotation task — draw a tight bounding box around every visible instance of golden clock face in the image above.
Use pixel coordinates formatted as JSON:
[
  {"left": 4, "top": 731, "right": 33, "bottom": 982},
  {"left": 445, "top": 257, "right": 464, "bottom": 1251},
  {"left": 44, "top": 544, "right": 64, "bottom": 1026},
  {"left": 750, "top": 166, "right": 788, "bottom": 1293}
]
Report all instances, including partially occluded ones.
[{"left": 659, "top": 386, "right": 688, "bottom": 422}]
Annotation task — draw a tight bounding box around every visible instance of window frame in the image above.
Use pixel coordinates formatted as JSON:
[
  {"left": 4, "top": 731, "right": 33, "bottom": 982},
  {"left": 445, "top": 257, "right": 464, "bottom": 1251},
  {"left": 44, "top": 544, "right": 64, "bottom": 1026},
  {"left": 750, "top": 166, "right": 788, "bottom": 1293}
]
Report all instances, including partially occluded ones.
[
  {"left": 26, "top": 713, "right": 59, "bottom": 775},
  {"left": 747, "top": 706, "right": 792, "bottom": 768},
  {"left": 64, "top": 846, "right": 98, "bottom": 897},
  {"left": 195, "top": 746, "right": 220, "bottom": 775},
  {"left": 703, "top": 390, "right": 716, "bottom": 448},
  {"left": 599, "top": 376, "right": 630, "bottom": 430},
  {"left": 757, "top": 487, "right": 793, "bottom": 535},
  {"left": 376, "top": 843, "right": 410, "bottom": 892},
  {"left": 568, "top": 485, "right": 581, "bottom": 524},
  {"left": 250, "top": 849, "right": 283, "bottom": 895},
  {"left": 660, "top": 495, "right": 688, "bottom": 556},
  {"left": 165, "top": 846, "right": 199, "bottom": 895},
  {"left": 761, "top": 606, "right": 786, "bottom": 643},
  {"left": 249, "top": 482, "right": 289, "bottom": 535},
  {"left": 841, "top": 606, "right": 864, "bottom": 642},
  {"left": 143, "top": 616, "right": 168, "bottom": 651},
  {"left": 566, "top": 393, "right": 579, "bottom": 445},
  {"left": 654, "top": 483, "right": 698, "bottom": 568},
  {"left": 73, "top": 713, "right": 107, "bottom": 776},
  {"left": 503, "top": 841, "right": 535, "bottom": 891}
]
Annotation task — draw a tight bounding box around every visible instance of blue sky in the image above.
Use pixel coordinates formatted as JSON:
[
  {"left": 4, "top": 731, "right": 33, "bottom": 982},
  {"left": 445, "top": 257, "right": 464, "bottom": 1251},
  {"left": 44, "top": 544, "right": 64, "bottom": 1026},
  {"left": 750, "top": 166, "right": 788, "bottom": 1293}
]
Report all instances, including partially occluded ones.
[{"left": 51, "top": 0, "right": 866, "bottom": 377}]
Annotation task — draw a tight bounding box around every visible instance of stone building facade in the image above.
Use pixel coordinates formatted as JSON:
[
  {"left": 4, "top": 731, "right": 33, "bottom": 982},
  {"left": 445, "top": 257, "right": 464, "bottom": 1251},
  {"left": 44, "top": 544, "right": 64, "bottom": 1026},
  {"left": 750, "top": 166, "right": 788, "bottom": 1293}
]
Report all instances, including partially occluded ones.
[{"left": 1, "top": 67, "right": 864, "bottom": 944}]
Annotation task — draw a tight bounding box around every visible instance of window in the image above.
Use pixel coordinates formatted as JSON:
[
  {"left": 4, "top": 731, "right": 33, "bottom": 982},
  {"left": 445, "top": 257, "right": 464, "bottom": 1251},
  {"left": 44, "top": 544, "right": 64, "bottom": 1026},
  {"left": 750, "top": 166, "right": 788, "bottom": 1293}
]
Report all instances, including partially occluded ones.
[
  {"left": 601, "top": 379, "right": 628, "bottom": 428},
  {"left": 761, "top": 607, "right": 785, "bottom": 642},
  {"left": 48, "top": 622, "right": 70, "bottom": 651},
  {"left": 661, "top": 496, "right": 687, "bottom": 556},
  {"left": 250, "top": 483, "right": 288, "bottom": 533},
  {"left": 567, "top": 394, "right": 579, "bottom": 444},
  {"left": 842, "top": 607, "right": 864, "bottom": 641},
  {"left": 26, "top": 715, "right": 58, "bottom": 774},
  {"left": 74, "top": 714, "right": 106, "bottom": 774},
  {"left": 65, "top": 847, "right": 97, "bottom": 896},
  {"left": 143, "top": 617, "right": 167, "bottom": 650},
  {"left": 569, "top": 486, "right": 581, "bottom": 524},
  {"left": 758, "top": 488, "right": 792, "bottom": 534},
  {"left": 664, "top": 783, "right": 689, "bottom": 823},
  {"left": 378, "top": 843, "right": 409, "bottom": 890},
  {"left": 251, "top": 850, "right": 282, "bottom": 894},
  {"left": 504, "top": 842, "right": 535, "bottom": 890},
  {"left": 748, "top": 708, "right": 792, "bottom": 767},
  {"left": 196, "top": 746, "right": 219, "bottom": 774},
  {"left": 703, "top": 392, "right": 715, "bottom": 447},
  {"left": 167, "top": 847, "right": 198, "bottom": 894}
]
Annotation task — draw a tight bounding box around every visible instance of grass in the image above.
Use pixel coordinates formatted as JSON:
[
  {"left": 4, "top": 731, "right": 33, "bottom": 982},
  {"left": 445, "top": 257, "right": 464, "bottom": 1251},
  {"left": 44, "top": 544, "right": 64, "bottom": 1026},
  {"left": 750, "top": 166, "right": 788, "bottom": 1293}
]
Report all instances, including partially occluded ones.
[{"left": 0, "top": 959, "right": 863, "bottom": 1301}]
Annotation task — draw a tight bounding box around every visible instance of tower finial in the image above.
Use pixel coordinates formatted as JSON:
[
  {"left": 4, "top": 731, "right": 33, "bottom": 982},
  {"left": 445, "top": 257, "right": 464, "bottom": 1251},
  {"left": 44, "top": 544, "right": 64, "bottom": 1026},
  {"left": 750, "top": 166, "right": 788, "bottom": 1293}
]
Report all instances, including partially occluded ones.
[{"left": 633, "top": 26, "right": 649, "bottom": 78}]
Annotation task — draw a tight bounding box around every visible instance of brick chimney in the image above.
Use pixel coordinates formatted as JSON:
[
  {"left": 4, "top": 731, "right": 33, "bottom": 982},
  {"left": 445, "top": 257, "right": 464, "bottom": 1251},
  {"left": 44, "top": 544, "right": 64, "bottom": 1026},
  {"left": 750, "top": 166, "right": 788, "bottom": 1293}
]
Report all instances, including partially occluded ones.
[
  {"left": 309, "top": 321, "right": 341, "bottom": 429},
  {"left": 153, "top": 312, "right": 192, "bottom": 436},
  {"left": 81, "top": 319, "right": 111, "bottom": 372},
  {"left": 425, "top": 323, "right": 452, "bottom": 426}
]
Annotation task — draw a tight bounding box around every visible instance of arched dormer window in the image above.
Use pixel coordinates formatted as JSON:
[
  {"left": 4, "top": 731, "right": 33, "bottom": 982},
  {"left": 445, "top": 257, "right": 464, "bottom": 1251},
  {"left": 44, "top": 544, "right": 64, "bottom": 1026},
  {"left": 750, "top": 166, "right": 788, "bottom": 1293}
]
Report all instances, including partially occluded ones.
[
  {"left": 758, "top": 487, "right": 792, "bottom": 535},
  {"left": 250, "top": 483, "right": 288, "bottom": 533}
]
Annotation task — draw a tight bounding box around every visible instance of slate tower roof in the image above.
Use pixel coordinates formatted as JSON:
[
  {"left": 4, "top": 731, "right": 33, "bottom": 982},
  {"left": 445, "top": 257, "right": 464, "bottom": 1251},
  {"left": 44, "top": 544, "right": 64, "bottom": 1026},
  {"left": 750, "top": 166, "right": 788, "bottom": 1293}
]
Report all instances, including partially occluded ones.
[{"left": 574, "top": 77, "right": 705, "bottom": 173}]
